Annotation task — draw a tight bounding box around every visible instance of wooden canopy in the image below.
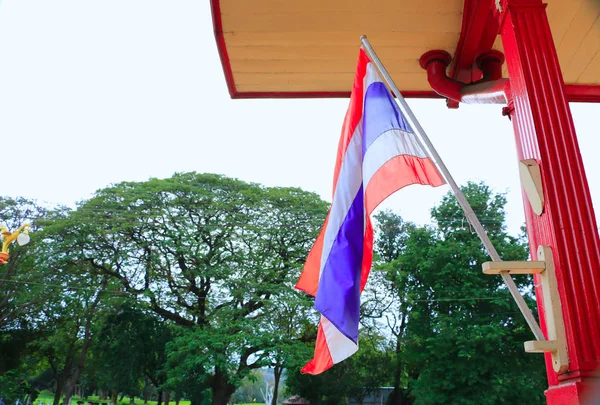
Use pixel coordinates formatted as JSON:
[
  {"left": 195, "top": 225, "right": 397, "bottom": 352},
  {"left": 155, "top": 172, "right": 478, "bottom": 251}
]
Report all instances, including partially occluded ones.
[{"left": 210, "top": 0, "right": 600, "bottom": 101}]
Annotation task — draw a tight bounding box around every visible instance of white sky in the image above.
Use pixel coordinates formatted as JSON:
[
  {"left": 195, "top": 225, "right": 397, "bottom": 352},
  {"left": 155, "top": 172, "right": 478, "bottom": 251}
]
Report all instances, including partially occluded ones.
[{"left": 0, "top": 0, "right": 599, "bottom": 236}]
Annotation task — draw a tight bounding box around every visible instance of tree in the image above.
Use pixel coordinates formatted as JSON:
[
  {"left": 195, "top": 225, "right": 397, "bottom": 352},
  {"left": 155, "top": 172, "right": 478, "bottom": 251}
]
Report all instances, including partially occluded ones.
[
  {"left": 396, "top": 182, "right": 547, "bottom": 404},
  {"left": 89, "top": 302, "right": 172, "bottom": 404},
  {"left": 44, "top": 172, "right": 329, "bottom": 405},
  {"left": 285, "top": 329, "right": 392, "bottom": 405},
  {"left": 261, "top": 291, "right": 316, "bottom": 405},
  {"left": 0, "top": 198, "right": 64, "bottom": 403},
  {"left": 30, "top": 269, "right": 109, "bottom": 405},
  {"left": 361, "top": 210, "right": 415, "bottom": 405}
]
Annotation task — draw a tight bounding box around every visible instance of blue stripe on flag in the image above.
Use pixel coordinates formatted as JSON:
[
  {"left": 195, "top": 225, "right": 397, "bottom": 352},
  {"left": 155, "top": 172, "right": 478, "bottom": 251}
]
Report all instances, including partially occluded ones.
[
  {"left": 362, "top": 82, "right": 412, "bottom": 155},
  {"left": 314, "top": 187, "right": 364, "bottom": 344}
]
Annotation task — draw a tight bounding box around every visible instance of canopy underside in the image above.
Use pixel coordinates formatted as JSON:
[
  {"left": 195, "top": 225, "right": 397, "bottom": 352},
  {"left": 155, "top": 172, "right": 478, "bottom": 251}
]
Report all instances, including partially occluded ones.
[{"left": 211, "top": 0, "right": 600, "bottom": 99}]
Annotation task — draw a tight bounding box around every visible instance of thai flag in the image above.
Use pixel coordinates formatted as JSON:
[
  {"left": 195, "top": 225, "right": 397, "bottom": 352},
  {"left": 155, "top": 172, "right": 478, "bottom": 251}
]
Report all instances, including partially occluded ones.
[{"left": 295, "top": 48, "right": 445, "bottom": 375}]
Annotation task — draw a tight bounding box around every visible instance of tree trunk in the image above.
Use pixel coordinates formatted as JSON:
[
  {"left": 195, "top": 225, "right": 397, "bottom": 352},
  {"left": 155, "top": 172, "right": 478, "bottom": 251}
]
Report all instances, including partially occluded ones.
[
  {"left": 143, "top": 379, "right": 149, "bottom": 405},
  {"left": 272, "top": 366, "right": 283, "bottom": 405},
  {"left": 157, "top": 391, "right": 163, "bottom": 405},
  {"left": 111, "top": 390, "right": 118, "bottom": 405},
  {"left": 54, "top": 377, "right": 65, "bottom": 405},
  {"left": 190, "top": 389, "right": 205, "bottom": 405},
  {"left": 211, "top": 369, "right": 236, "bottom": 405},
  {"left": 163, "top": 392, "right": 170, "bottom": 405},
  {"left": 119, "top": 394, "right": 125, "bottom": 402},
  {"left": 63, "top": 285, "right": 105, "bottom": 405},
  {"left": 62, "top": 336, "right": 92, "bottom": 405}
]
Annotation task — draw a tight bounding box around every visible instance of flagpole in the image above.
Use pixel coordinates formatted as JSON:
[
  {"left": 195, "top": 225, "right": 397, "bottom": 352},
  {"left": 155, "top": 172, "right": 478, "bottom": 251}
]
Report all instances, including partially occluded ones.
[{"left": 360, "top": 35, "right": 545, "bottom": 341}]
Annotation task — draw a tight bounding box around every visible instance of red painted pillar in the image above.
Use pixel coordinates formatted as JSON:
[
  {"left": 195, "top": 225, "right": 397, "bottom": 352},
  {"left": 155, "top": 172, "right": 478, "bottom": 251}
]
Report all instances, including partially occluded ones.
[{"left": 497, "top": 0, "right": 600, "bottom": 402}]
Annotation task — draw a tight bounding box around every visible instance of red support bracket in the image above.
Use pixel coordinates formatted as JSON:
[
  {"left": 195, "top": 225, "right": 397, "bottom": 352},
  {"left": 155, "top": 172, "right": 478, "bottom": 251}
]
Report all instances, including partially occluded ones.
[{"left": 419, "top": 50, "right": 510, "bottom": 107}]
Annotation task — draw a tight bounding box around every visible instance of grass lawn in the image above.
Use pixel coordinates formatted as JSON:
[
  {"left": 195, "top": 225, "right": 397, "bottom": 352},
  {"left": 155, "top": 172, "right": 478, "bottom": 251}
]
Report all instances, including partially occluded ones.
[
  {"left": 35, "top": 392, "right": 264, "bottom": 405},
  {"left": 35, "top": 392, "right": 191, "bottom": 405}
]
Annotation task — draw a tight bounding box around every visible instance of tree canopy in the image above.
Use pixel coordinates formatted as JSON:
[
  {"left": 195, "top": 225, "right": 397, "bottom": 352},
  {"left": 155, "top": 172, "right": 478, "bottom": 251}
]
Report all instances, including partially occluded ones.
[{"left": 0, "top": 176, "right": 548, "bottom": 405}]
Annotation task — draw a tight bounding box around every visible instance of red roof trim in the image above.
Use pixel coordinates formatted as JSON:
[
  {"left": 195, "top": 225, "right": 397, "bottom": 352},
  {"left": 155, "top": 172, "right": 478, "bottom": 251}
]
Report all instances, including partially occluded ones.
[
  {"left": 229, "top": 86, "right": 600, "bottom": 103},
  {"left": 231, "top": 91, "right": 442, "bottom": 99},
  {"left": 565, "top": 85, "right": 600, "bottom": 103},
  {"left": 210, "top": 0, "right": 237, "bottom": 97}
]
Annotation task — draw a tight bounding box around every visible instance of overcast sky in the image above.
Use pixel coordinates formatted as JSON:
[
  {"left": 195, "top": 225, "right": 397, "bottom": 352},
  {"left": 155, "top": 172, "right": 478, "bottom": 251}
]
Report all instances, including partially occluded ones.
[{"left": 0, "top": 0, "right": 599, "bottom": 237}]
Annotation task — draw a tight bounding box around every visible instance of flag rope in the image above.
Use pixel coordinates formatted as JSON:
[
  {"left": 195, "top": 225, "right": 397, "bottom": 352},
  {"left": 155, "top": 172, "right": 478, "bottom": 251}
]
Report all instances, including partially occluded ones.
[{"left": 360, "top": 35, "right": 545, "bottom": 341}]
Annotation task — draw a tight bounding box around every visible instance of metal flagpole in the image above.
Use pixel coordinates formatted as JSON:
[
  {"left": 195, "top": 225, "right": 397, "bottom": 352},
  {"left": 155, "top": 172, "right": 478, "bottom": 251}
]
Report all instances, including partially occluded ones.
[{"left": 360, "top": 35, "right": 545, "bottom": 341}]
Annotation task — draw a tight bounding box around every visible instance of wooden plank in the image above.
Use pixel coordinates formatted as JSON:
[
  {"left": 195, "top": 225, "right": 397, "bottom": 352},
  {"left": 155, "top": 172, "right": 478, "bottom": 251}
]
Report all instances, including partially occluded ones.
[
  {"left": 236, "top": 74, "right": 430, "bottom": 92},
  {"left": 233, "top": 72, "right": 355, "bottom": 86},
  {"left": 233, "top": 71, "right": 427, "bottom": 86},
  {"left": 577, "top": 52, "right": 600, "bottom": 84},
  {"left": 546, "top": 0, "right": 582, "bottom": 46},
  {"left": 556, "top": 3, "right": 598, "bottom": 68},
  {"left": 227, "top": 45, "right": 432, "bottom": 61},
  {"left": 220, "top": 11, "right": 462, "bottom": 33},
  {"left": 481, "top": 261, "right": 546, "bottom": 275},
  {"left": 563, "top": 10, "right": 600, "bottom": 82},
  {"left": 524, "top": 340, "right": 558, "bottom": 353},
  {"left": 223, "top": 31, "right": 459, "bottom": 49},
  {"left": 220, "top": 0, "right": 463, "bottom": 15},
  {"left": 535, "top": 245, "right": 569, "bottom": 373},
  {"left": 231, "top": 58, "right": 425, "bottom": 74}
]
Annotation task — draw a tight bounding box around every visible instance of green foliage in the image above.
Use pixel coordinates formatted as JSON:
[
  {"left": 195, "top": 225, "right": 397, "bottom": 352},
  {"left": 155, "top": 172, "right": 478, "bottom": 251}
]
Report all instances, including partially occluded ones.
[
  {"left": 0, "top": 369, "right": 35, "bottom": 403},
  {"left": 88, "top": 302, "right": 171, "bottom": 397},
  {"left": 285, "top": 330, "right": 392, "bottom": 405},
  {"left": 0, "top": 197, "right": 54, "bottom": 331},
  {"left": 41, "top": 173, "right": 328, "bottom": 405},
  {"left": 397, "top": 182, "right": 546, "bottom": 404},
  {"left": 1, "top": 178, "right": 550, "bottom": 405}
]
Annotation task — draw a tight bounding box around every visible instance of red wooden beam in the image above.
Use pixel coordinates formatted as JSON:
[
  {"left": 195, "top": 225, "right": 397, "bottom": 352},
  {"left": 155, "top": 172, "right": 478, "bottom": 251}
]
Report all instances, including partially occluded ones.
[
  {"left": 564, "top": 85, "right": 600, "bottom": 103},
  {"left": 449, "top": 0, "right": 498, "bottom": 83},
  {"left": 229, "top": 90, "right": 441, "bottom": 100},
  {"left": 209, "top": 0, "right": 237, "bottom": 98},
  {"left": 497, "top": 0, "right": 600, "bottom": 402}
]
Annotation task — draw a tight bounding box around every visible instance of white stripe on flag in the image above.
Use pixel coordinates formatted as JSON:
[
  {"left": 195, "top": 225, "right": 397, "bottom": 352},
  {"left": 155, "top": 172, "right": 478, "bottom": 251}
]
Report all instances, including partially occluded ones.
[
  {"left": 364, "top": 63, "right": 380, "bottom": 91},
  {"left": 319, "top": 123, "right": 363, "bottom": 275},
  {"left": 362, "top": 129, "right": 428, "bottom": 188},
  {"left": 321, "top": 316, "right": 358, "bottom": 363}
]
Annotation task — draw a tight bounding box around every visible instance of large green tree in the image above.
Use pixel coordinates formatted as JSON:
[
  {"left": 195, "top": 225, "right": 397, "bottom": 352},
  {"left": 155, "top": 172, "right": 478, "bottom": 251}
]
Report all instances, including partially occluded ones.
[
  {"left": 45, "top": 172, "right": 329, "bottom": 405},
  {"left": 396, "top": 182, "right": 547, "bottom": 404}
]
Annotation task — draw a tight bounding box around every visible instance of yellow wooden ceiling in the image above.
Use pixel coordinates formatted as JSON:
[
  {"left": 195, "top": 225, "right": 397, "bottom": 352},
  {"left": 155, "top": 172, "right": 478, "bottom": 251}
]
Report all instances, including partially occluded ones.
[{"left": 214, "top": 0, "right": 600, "bottom": 97}]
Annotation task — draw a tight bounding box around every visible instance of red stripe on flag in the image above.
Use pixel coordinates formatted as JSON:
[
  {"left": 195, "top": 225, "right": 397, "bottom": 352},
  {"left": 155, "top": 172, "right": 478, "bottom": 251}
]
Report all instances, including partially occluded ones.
[
  {"left": 300, "top": 321, "right": 334, "bottom": 375},
  {"left": 365, "top": 155, "right": 445, "bottom": 215},
  {"left": 295, "top": 213, "right": 330, "bottom": 296},
  {"left": 360, "top": 217, "right": 373, "bottom": 293},
  {"left": 331, "top": 49, "right": 369, "bottom": 194}
]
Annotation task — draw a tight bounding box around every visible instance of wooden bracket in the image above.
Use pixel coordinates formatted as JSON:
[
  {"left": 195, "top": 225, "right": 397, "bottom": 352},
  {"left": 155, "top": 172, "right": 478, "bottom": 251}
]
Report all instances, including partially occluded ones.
[
  {"left": 482, "top": 260, "right": 545, "bottom": 275},
  {"left": 481, "top": 245, "right": 569, "bottom": 373},
  {"left": 525, "top": 245, "right": 568, "bottom": 373},
  {"left": 519, "top": 159, "right": 544, "bottom": 215}
]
